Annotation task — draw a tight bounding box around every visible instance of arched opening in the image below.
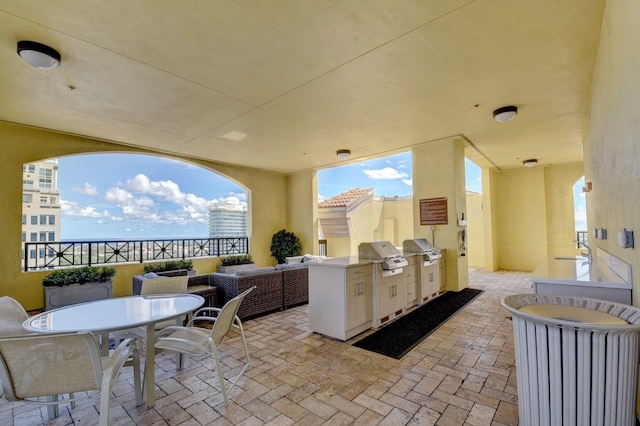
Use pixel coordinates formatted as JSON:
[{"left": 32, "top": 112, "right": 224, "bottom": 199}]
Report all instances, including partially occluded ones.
[{"left": 21, "top": 153, "right": 248, "bottom": 270}]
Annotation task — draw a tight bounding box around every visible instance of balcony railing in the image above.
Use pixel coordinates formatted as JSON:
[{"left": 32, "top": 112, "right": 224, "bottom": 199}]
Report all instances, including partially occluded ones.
[{"left": 23, "top": 237, "right": 249, "bottom": 271}]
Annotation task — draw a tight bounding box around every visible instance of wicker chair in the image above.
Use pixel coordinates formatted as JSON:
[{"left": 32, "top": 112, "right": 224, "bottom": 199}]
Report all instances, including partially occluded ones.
[
  {"left": 210, "top": 268, "right": 283, "bottom": 319},
  {"left": 279, "top": 264, "right": 309, "bottom": 309},
  {"left": 0, "top": 332, "right": 142, "bottom": 425}
]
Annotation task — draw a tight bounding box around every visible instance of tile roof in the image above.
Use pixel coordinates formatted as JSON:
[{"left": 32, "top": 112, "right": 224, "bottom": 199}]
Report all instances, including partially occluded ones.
[{"left": 318, "top": 187, "right": 373, "bottom": 208}]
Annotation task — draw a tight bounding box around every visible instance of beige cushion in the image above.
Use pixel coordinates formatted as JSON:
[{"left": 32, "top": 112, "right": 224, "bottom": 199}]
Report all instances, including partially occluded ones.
[{"left": 141, "top": 276, "right": 188, "bottom": 295}]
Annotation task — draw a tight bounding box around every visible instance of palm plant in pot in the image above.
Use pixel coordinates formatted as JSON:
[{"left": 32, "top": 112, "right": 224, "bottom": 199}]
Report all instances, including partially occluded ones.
[
  {"left": 42, "top": 266, "right": 116, "bottom": 310},
  {"left": 270, "top": 229, "right": 302, "bottom": 264}
]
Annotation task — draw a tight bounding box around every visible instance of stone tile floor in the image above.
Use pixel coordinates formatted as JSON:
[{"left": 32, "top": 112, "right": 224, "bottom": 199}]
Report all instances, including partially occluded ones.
[{"left": 1, "top": 268, "right": 531, "bottom": 425}]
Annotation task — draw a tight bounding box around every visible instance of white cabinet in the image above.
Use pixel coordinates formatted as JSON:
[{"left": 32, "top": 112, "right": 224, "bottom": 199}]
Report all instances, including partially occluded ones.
[
  {"left": 404, "top": 256, "right": 419, "bottom": 309},
  {"left": 309, "top": 260, "right": 372, "bottom": 341},
  {"left": 346, "top": 266, "right": 372, "bottom": 331},
  {"left": 419, "top": 260, "right": 440, "bottom": 304},
  {"left": 372, "top": 264, "right": 406, "bottom": 328}
]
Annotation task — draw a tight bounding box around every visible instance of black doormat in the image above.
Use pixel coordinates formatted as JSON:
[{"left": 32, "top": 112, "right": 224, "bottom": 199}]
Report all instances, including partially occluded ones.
[{"left": 353, "top": 288, "right": 484, "bottom": 359}]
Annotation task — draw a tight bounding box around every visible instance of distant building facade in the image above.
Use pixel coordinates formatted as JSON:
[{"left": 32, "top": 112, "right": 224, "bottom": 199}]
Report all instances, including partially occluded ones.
[
  {"left": 22, "top": 160, "right": 61, "bottom": 270},
  {"left": 208, "top": 202, "right": 247, "bottom": 237}
]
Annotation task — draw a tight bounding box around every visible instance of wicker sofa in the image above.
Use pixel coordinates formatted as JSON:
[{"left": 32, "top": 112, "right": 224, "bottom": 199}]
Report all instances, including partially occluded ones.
[
  {"left": 132, "top": 269, "right": 217, "bottom": 307},
  {"left": 210, "top": 263, "right": 309, "bottom": 319}
]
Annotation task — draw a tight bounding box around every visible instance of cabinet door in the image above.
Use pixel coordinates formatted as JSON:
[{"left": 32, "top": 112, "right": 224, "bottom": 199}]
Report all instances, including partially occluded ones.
[
  {"left": 426, "top": 264, "right": 439, "bottom": 295},
  {"left": 404, "top": 263, "right": 418, "bottom": 308},
  {"left": 439, "top": 256, "right": 446, "bottom": 291},
  {"left": 346, "top": 276, "right": 372, "bottom": 330}
]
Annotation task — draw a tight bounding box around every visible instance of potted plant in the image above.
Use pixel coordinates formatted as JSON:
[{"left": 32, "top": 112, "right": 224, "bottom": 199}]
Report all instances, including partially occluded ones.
[
  {"left": 42, "top": 266, "right": 116, "bottom": 310},
  {"left": 144, "top": 259, "right": 194, "bottom": 275},
  {"left": 270, "top": 229, "right": 302, "bottom": 264},
  {"left": 217, "top": 254, "right": 256, "bottom": 274}
]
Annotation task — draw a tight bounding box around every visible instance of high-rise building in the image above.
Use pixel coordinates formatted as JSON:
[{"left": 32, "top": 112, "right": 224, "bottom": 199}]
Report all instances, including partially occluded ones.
[
  {"left": 22, "top": 159, "right": 61, "bottom": 270},
  {"left": 208, "top": 202, "right": 247, "bottom": 238}
]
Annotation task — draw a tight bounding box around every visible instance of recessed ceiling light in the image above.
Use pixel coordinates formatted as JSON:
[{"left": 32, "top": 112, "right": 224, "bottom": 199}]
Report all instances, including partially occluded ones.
[
  {"left": 17, "top": 40, "right": 61, "bottom": 69},
  {"left": 493, "top": 105, "right": 518, "bottom": 122},
  {"left": 522, "top": 159, "right": 538, "bottom": 167},
  {"left": 219, "top": 131, "right": 248, "bottom": 141},
  {"left": 336, "top": 149, "right": 351, "bottom": 160}
]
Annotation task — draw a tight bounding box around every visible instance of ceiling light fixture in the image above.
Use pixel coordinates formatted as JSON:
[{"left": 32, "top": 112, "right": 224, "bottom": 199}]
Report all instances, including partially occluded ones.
[
  {"left": 336, "top": 149, "right": 351, "bottom": 160},
  {"left": 17, "top": 40, "right": 61, "bottom": 69},
  {"left": 523, "top": 159, "right": 538, "bottom": 167},
  {"left": 493, "top": 105, "right": 518, "bottom": 122}
]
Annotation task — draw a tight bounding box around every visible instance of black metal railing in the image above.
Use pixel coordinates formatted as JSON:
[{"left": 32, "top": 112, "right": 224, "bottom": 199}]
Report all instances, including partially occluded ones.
[
  {"left": 575, "top": 230, "right": 588, "bottom": 247},
  {"left": 23, "top": 237, "right": 249, "bottom": 271}
]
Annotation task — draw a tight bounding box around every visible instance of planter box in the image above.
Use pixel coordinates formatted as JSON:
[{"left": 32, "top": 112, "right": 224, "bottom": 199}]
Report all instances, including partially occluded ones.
[
  {"left": 217, "top": 263, "right": 256, "bottom": 274},
  {"left": 44, "top": 280, "right": 113, "bottom": 310}
]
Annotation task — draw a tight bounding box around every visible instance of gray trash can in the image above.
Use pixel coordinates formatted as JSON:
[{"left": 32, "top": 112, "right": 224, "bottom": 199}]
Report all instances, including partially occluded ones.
[{"left": 502, "top": 293, "right": 640, "bottom": 426}]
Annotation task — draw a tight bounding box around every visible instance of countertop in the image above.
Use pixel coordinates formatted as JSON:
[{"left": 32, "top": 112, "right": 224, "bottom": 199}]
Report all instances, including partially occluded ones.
[
  {"left": 530, "top": 255, "right": 631, "bottom": 289},
  {"left": 309, "top": 256, "right": 374, "bottom": 268}
]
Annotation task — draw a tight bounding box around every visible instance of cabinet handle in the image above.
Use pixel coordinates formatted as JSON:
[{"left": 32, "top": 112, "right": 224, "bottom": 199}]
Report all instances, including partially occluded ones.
[{"left": 429, "top": 272, "right": 434, "bottom": 282}]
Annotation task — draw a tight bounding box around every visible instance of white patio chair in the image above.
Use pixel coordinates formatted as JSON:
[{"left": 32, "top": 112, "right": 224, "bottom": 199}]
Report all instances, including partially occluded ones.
[
  {"left": 0, "top": 296, "right": 30, "bottom": 336},
  {"left": 114, "top": 275, "right": 190, "bottom": 342},
  {"left": 0, "top": 331, "right": 142, "bottom": 426},
  {"left": 140, "top": 275, "right": 190, "bottom": 329},
  {"left": 153, "top": 286, "right": 255, "bottom": 406}
]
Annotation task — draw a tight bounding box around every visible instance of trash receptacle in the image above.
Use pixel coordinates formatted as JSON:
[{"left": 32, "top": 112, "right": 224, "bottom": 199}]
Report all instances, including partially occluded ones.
[{"left": 502, "top": 293, "right": 640, "bottom": 426}]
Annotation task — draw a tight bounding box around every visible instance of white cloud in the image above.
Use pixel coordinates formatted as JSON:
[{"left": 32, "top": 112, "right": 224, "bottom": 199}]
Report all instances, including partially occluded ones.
[
  {"left": 362, "top": 167, "right": 409, "bottom": 180},
  {"left": 60, "top": 200, "right": 109, "bottom": 218},
  {"left": 64, "top": 172, "right": 249, "bottom": 230},
  {"left": 403, "top": 178, "right": 412, "bottom": 186},
  {"left": 71, "top": 182, "right": 98, "bottom": 195}
]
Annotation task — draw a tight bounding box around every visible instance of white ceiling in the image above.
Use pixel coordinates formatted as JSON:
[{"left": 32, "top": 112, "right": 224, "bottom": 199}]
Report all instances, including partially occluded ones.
[{"left": 0, "top": 1, "right": 604, "bottom": 173}]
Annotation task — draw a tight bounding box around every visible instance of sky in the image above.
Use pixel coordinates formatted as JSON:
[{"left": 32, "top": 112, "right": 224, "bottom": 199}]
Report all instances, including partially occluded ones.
[
  {"left": 51, "top": 152, "right": 583, "bottom": 240},
  {"left": 56, "top": 154, "right": 246, "bottom": 240}
]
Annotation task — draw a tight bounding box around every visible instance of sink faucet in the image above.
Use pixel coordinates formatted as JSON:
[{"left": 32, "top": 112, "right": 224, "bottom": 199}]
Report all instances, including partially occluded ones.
[{"left": 573, "top": 240, "right": 592, "bottom": 262}]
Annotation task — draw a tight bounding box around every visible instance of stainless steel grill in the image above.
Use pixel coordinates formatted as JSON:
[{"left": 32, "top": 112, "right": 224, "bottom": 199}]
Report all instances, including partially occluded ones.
[
  {"left": 358, "top": 241, "right": 408, "bottom": 275},
  {"left": 403, "top": 238, "right": 441, "bottom": 261}
]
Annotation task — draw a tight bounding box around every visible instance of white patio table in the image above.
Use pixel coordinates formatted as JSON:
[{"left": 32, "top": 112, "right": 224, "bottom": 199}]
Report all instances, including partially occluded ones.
[{"left": 23, "top": 294, "right": 204, "bottom": 409}]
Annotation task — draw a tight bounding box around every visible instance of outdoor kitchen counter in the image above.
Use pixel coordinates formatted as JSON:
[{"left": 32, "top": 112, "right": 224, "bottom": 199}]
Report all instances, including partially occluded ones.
[
  {"left": 308, "top": 256, "right": 377, "bottom": 340},
  {"left": 309, "top": 256, "right": 375, "bottom": 268}
]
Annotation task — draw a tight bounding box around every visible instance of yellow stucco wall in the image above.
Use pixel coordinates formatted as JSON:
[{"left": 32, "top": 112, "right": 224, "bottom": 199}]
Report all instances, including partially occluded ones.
[
  {"left": 493, "top": 167, "right": 548, "bottom": 271},
  {"left": 481, "top": 168, "right": 498, "bottom": 271},
  {"left": 285, "top": 170, "right": 318, "bottom": 259},
  {"left": 324, "top": 236, "right": 351, "bottom": 258},
  {"left": 587, "top": 0, "right": 640, "bottom": 299},
  {"left": 544, "top": 163, "right": 584, "bottom": 256},
  {"left": 349, "top": 199, "right": 384, "bottom": 254},
  {"left": 1, "top": 122, "right": 288, "bottom": 310},
  {"left": 381, "top": 198, "right": 414, "bottom": 246},
  {"left": 412, "top": 138, "right": 468, "bottom": 291},
  {"left": 466, "top": 192, "right": 484, "bottom": 267}
]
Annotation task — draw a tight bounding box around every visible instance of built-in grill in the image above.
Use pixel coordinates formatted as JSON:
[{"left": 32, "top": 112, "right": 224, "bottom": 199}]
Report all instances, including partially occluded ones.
[
  {"left": 358, "top": 241, "right": 408, "bottom": 276},
  {"left": 403, "top": 238, "right": 442, "bottom": 262},
  {"left": 403, "top": 238, "right": 443, "bottom": 303}
]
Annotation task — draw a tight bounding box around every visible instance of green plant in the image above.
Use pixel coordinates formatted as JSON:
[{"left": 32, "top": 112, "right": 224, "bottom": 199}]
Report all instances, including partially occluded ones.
[
  {"left": 143, "top": 259, "right": 193, "bottom": 273},
  {"left": 42, "top": 266, "right": 116, "bottom": 287},
  {"left": 220, "top": 254, "right": 254, "bottom": 266},
  {"left": 270, "top": 229, "right": 302, "bottom": 264}
]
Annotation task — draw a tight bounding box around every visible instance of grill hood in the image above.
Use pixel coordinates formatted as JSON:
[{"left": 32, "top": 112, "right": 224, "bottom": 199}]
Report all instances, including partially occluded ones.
[
  {"left": 403, "top": 238, "right": 442, "bottom": 260},
  {"left": 358, "top": 241, "right": 408, "bottom": 271}
]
